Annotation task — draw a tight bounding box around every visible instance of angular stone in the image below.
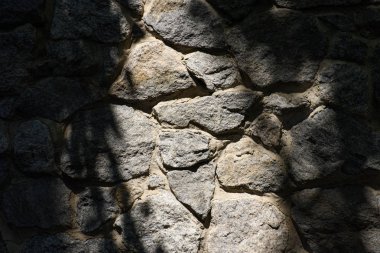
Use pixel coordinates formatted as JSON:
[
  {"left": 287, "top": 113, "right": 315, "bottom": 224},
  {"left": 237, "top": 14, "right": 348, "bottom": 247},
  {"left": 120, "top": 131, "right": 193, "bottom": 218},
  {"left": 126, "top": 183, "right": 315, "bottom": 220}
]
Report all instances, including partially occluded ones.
[
  {"left": 246, "top": 113, "right": 282, "bottom": 148},
  {"left": 115, "top": 191, "right": 202, "bottom": 253},
  {"left": 0, "top": 0, "right": 44, "bottom": 26},
  {"left": 144, "top": 0, "right": 225, "bottom": 50},
  {"left": 51, "top": 0, "right": 132, "bottom": 43},
  {"left": 76, "top": 187, "right": 119, "bottom": 234},
  {"left": 328, "top": 33, "right": 368, "bottom": 64},
  {"left": 153, "top": 88, "right": 260, "bottom": 134},
  {"left": 263, "top": 93, "right": 310, "bottom": 116},
  {"left": 217, "top": 137, "right": 287, "bottom": 193},
  {"left": 60, "top": 105, "right": 157, "bottom": 183},
  {"left": 159, "top": 129, "right": 210, "bottom": 169},
  {"left": 206, "top": 195, "right": 289, "bottom": 253},
  {"left": 1, "top": 178, "right": 72, "bottom": 228},
  {"left": 226, "top": 9, "right": 327, "bottom": 87},
  {"left": 275, "top": 0, "right": 360, "bottom": 9},
  {"left": 206, "top": 0, "right": 258, "bottom": 20},
  {"left": 119, "top": 0, "right": 144, "bottom": 17},
  {"left": 0, "top": 121, "right": 8, "bottom": 153},
  {"left": 167, "top": 163, "right": 215, "bottom": 219},
  {"left": 13, "top": 120, "right": 55, "bottom": 174},
  {"left": 184, "top": 52, "right": 241, "bottom": 91}
]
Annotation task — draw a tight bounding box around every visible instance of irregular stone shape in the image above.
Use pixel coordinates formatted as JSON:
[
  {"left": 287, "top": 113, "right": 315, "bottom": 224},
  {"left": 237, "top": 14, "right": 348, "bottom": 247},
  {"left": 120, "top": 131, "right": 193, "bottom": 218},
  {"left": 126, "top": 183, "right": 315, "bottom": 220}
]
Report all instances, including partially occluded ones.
[
  {"left": 206, "top": 195, "right": 289, "bottom": 253},
  {"left": 226, "top": 9, "right": 327, "bottom": 87},
  {"left": 184, "top": 52, "right": 241, "bottom": 91},
  {"left": 17, "top": 77, "right": 99, "bottom": 122},
  {"left": 51, "top": 0, "right": 132, "bottom": 43},
  {"left": 263, "top": 93, "right": 310, "bottom": 116},
  {"left": 291, "top": 186, "right": 380, "bottom": 253},
  {"left": 119, "top": 0, "right": 144, "bottom": 17},
  {"left": 60, "top": 105, "right": 157, "bottom": 183},
  {"left": 167, "top": 163, "right": 215, "bottom": 219},
  {"left": 1, "top": 178, "right": 72, "bottom": 228},
  {"left": 315, "top": 62, "right": 369, "bottom": 115},
  {"left": 159, "top": 130, "right": 210, "bottom": 169},
  {"left": 217, "top": 137, "right": 287, "bottom": 193},
  {"left": 76, "top": 187, "right": 119, "bottom": 234},
  {"left": 153, "top": 88, "right": 260, "bottom": 134},
  {"left": 206, "top": 0, "right": 258, "bottom": 20},
  {"left": 148, "top": 173, "right": 166, "bottom": 190},
  {"left": 144, "top": 0, "right": 225, "bottom": 50},
  {"left": 0, "top": 157, "right": 9, "bottom": 186},
  {"left": 110, "top": 40, "right": 196, "bottom": 102},
  {"left": 13, "top": 120, "right": 55, "bottom": 174},
  {"left": 116, "top": 177, "right": 145, "bottom": 210},
  {"left": 275, "top": 0, "right": 360, "bottom": 9},
  {"left": 115, "top": 191, "right": 202, "bottom": 253},
  {"left": 0, "top": 121, "right": 8, "bottom": 153},
  {"left": 246, "top": 113, "right": 282, "bottom": 148},
  {"left": 370, "top": 43, "right": 380, "bottom": 104},
  {"left": 328, "top": 33, "right": 368, "bottom": 64},
  {"left": 0, "top": 0, "right": 43, "bottom": 26}
]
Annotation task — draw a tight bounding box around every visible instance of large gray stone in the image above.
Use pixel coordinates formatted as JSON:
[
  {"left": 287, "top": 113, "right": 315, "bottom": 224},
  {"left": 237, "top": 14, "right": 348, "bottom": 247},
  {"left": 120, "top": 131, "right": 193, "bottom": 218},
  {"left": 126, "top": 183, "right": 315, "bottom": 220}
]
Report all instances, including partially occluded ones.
[
  {"left": 144, "top": 0, "right": 225, "bottom": 50},
  {"left": 60, "top": 105, "right": 157, "bottom": 183},
  {"left": 167, "top": 163, "right": 215, "bottom": 219},
  {"left": 1, "top": 178, "right": 72, "bottom": 228},
  {"left": 275, "top": 0, "right": 360, "bottom": 9},
  {"left": 206, "top": 0, "right": 258, "bottom": 20},
  {"left": 0, "top": 121, "right": 8, "bottom": 153}
]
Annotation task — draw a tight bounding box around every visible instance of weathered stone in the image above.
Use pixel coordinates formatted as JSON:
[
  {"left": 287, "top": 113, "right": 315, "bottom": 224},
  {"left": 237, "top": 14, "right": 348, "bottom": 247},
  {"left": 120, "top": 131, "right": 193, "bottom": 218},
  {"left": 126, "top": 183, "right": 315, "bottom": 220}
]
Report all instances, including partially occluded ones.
[
  {"left": 60, "top": 105, "right": 157, "bottom": 183},
  {"left": 217, "top": 137, "right": 287, "bottom": 193},
  {"left": 263, "top": 93, "right": 310, "bottom": 116},
  {"left": 148, "top": 173, "right": 166, "bottom": 190},
  {"left": 115, "top": 191, "right": 202, "bottom": 253},
  {"left": 246, "top": 113, "right": 282, "bottom": 148},
  {"left": 226, "top": 9, "right": 327, "bottom": 87},
  {"left": 206, "top": 195, "right": 289, "bottom": 253},
  {"left": 1, "top": 178, "right": 72, "bottom": 228},
  {"left": 184, "top": 52, "right": 241, "bottom": 91},
  {"left": 159, "top": 129, "right": 210, "bottom": 169},
  {"left": 119, "top": 0, "right": 144, "bottom": 17},
  {"left": 0, "top": 121, "right": 8, "bottom": 153},
  {"left": 153, "top": 88, "right": 260, "bottom": 134},
  {"left": 167, "top": 163, "right": 215, "bottom": 219},
  {"left": 13, "top": 120, "right": 55, "bottom": 174},
  {"left": 51, "top": 0, "right": 132, "bottom": 43},
  {"left": 275, "top": 0, "right": 360, "bottom": 9},
  {"left": 206, "top": 0, "right": 258, "bottom": 20},
  {"left": 291, "top": 186, "right": 380, "bottom": 253},
  {"left": 116, "top": 177, "right": 145, "bottom": 210},
  {"left": 110, "top": 39, "right": 197, "bottom": 102},
  {"left": 0, "top": 0, "right": 44, "bottom": 26},
  {"left": 76, "top": 187, "right": 119, "bottom": 234},
  {"left": 144, "top": 0, "right": 225, "bottom": 50},
  {"left": 328, "top": 33, "right": 368, "bottom": 64}
]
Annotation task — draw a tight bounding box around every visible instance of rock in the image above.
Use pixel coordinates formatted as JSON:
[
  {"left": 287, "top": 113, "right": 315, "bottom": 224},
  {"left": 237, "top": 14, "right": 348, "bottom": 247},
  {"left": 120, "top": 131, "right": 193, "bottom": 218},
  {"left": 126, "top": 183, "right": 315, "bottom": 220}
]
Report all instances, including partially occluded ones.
[
  {"left": 119, "top": 0, "right": 144, "bottom": 17},
  {"left": 217, "top": 137, "right": 287, "bottom": 193},
  {"left": 13, "top": 120, "right": 55, "bottom": 174},
  {"left": 370, "top": 43, "right": 380, "bottom": 104},
  {"left": 328, "top": 33, "right": 368, "bottom": 64},
  {"left": 76, "top": 187, "right": 119, "bottom": 234},
  {"left": 167, "top": 163, "right": 215, "bottom": 219},
  {"left": 0, "top": 233, "right": 7, "bottom": 253},
  {"left": 0, "top": 0, "right": 44, "bottom": 26},
  {"left": 159, "top": 129, "right": 211, "bottom": 169},
  {"left": 0, "top": 157, "right": 9, "bottom": 186},
  {"left": 291, "top": 186, "right": 380, "bottom": 253},
  {"left": 354, "top": 7, "right": 380, "bottom": 39},
  {"left": 0, "top": 97, "right": 17, "bottom": 119},
  {"left": 148, "top": 173, "right": 166, "bottom": 190},
  {"left": 318, "top": 14, "right": 356, "bottom": 32},
  {"left": 275, "top": 0, "right": 360, "bottom": 9},
  {"left": 184, "top": 52, "right": 241, "bottom": 91},
  {"left": 116, "top": 177, "right": 145, "bottom": 210},
  {"left": 246, "top": 113, "right": 282, "bottom": 148},
  {"left": 115, "top": 191, "right": 202, "bottom": 253},
  {"left": 226, "top": 9, "right": 327, "bottom": 87},
  {"left": 206, "top": 0, "right": 258, "bottom": 20},
  {"left": 110, "top": 39, "right": 197, "bottom": 102},
  {"left": 1, "top": 178, "right": 72, "bottom": 228},
  {"left": 153, "top": 88, "right": 260, "bottom": 134},
  {"left": 17, "top": 77, "right": 99, "bottom": 122},
  {"left": 51, "top": 0, "right": 132, "bottom": 43},
  {"left": 206, "top": 194, "right": 289, "bottom": 253},
  {"left": 144, "top": 0, "right": 225, "bottom": 50},
  {"left": 60, "top": 105, "right": 157, "bottom": 183},
  {"left": 0, "top": 121, "right": 8, "bottom": 153}
]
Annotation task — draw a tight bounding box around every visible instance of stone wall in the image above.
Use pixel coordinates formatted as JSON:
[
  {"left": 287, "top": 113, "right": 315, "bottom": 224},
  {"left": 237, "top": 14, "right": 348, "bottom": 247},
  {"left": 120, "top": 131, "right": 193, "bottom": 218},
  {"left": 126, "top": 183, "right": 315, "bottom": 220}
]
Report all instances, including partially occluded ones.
[{"left": 1, "top": 0, "right": 380, "bottom": 252}]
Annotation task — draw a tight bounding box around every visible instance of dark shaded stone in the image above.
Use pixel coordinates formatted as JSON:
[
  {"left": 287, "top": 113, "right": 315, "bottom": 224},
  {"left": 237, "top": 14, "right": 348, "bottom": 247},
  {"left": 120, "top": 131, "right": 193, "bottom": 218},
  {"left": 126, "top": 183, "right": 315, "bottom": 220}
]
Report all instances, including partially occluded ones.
[
  {"left": 328, "top": 33, "right": 368, "bottom": 64},
  {"left": 0, "top": 97, "right": 17, "bottom": 119},
  {"left": 318, "top": 14, "right": 356, "bottom": 32},
  {"left": 0, "top": 157, "right": 9, "bottom": 187},
  {"left": 354, "top": 7, "right": 380, "bottom": 39},
  {"left": 0, "top": 0, "right": 44, "bottom": 26},
  {"left": 370, "top": 43, "right": 380, "bottom": 104},
  {"left": 119, "top": 0, "right": 144, "bottom": 17},
  {"left": 0, "top": 233, "right": 8, "bottom": 253},
  {"left": 206, "top": 0, "right": 258, "bottom": 20},
  {"left": 275, "top": 0, "right": 360, "bottom": 9},
  {"left": 0, "top": 121, "right": 8, "bottom": 153},
  {"left": 246, "top": 113, "right": 282, "bottom": 148}
]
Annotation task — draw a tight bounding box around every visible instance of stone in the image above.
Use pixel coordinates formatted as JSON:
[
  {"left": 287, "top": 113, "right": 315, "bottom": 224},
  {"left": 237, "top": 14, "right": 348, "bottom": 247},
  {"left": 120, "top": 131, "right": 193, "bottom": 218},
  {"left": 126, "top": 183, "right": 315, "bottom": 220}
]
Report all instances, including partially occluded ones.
[
  {"left": 13, "top": 120, "right": 55, "bottom": 174},
  {"left": 0, "top": 157, "right": 9, "bottom": 186},
  {"left": 159, "top": 129, "right": 211, "bottom": 169},
  {"left": 226, "top": 9, "right": 327, "bottom": 87},
  {"left": 0, "top": 233, "right": 7, "bottom": 253},
  {"left": 144, "top": 0, "right": 225, "bottom": 50},
  {"left": 115, "top": 191, "right": 202, "bottom": 253},
  {"left": 246, "top": 113, "right": 282, "bottom": 148},
  {"left": 116, "top": 177, "right": 145, "bottom": 210},
  {"left": 17, "top": 77, "right": 99, "bottom": 122},
  {"left": 119, "top": 0, "right": 144, "bottom": 17},
  {"left": 206, "top": 195, "right": 289, "bottom": 253},
  {"left": 148, "top": 173, "right": 166, "bottom": 190},
  {"left": 291, "top": 186, "right": 380, "bottom": 253},
  {"left": 217, "top": 137, "right": 287, "bottom": 193},
  {"left": 0, "top": 121, "right": 8, "bottom": 153},
  {"left": 318, "top": 14, "right": 356, "bottom": 32},
  {"left": 1, "top": 178, "right": 72, "bottom": 228},
  {"left": 275, "top": 0, "right": 360, "bottom": 9},
  {"left": 60, "top": 105, "right": 157, "bottom": 183},
  {"left": 76, "top": 187, "right": 119, "bottom": 234},
  {"left": 167, "top": 163, "right": 215, "bottom": 219},
  {"left": 0, "top": 0, "right": 44, "bottom": 26},
  {"left": 184, "top": 52, "right": 242, "bottom": 91},
  {"left": 110, "top": 39, "right": 197, "bottom": 102},
  {"left": 328, "top": 33, "right": 368, "bottom": 64},
  {"left": 0, "top": 97, "right": 17, "bottom": 119},
  {"left": 51, "top": 0, "right": 132, "bottom": 43},
  {"left": 370, "top": 43, "right": 380, "bottom": 104},
  {"left": 206, "top": 0, "right": 258, "bottom": 20},
  {"left": 153, "top": 88, "right": 260, "bottom": 134},
  {"left": 354, "top": 7, "right": 380, "bottom": 39}
]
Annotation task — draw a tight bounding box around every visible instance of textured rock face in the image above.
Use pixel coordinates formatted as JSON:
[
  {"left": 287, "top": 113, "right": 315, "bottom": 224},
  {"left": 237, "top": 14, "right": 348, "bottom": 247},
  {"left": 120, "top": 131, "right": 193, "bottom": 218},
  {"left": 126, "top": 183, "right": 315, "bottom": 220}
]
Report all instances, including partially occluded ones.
[
  {"left": 246, "top": 113, "right": 282, "bottom": 148},
  {"left": 206, "top": 0, "right": 258, "bottom": 20},
  {"left": 0, "top": 121, "right": 8, "bottom": 153},
  {"left": 275, "top": 0, "right": 360, "bottom": 9},
  {"left": 0, "top": 0, "right": 44, "bottom": 26}
]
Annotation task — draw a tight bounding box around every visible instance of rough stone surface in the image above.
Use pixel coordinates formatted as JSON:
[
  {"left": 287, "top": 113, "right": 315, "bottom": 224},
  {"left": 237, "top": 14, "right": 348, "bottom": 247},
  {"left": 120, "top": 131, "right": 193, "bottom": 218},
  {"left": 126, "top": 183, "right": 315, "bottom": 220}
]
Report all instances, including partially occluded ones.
[
  {"left": 318, "top": 14, "right": 356, "bottom": 32},
  {"left": 354, "top": 7, "right": 380, "bottom": 39},
  {"left": 159, "top": 129, "right": 210, "bottom": 169},
  {"left": 144, "top": 0, "right": 225, "bottom": 49},
  {"left": 370, "top": 43, "right": 380, "bottom": 104},
  {"left": 119, "top": 0, "right": 144, "bottom": 17},
  {"left": 328, "top": 33, "right": 368, "bottom": 64},
  {"left": 167, "top": 163, "right": 215, "bottom": 219},
  {"left": 0, "top": 121, "right": 8, "bottom": 153},
  {"left": 115, "top": 191, "right": 203, "bottom": 253},
  {"left": 110, "top": 40, "right": 197, "bottom": 102},
  {"left": 206, "top": 0, "right": 258, "bottom": 20},
  {"left": 217, "top": 137, "right": 287, "bottom": 193},
  {"left": 275, "top": 0, "right": 360, "bottom": 9},
  {"left": 116, "top": 177, "right": 145, "bottom": 210},
  {"left": 184, "top": 52, "right": 241, "bottom": 91},
  {"left": 154, "top": 88, "right": 260, "bottom": 134},
  {"left": 0, "top": 157, "right": 9, "bottom": 186},
  {"left": 148, "top": 173, "right": 166, "bottom": 190},
  {"left": 1, "top": 178, "right": 72, "bottom": 228},
  {"left": 206, "top": 195, "right": 289, "bottom": 253},
  {"left": 226, "top": 9, "right": 327, "bottom": 87},
  {"left": 246, "top": 113, "right": 282, "bottom": 148},
  {"left": 0, "top": 233, "right": 7, "bottom": 253},
  {"left": 0, "top": 0, "right": 44, "bottom": 26},
  {"left": 60, "top": 105, "right": 157, "bottom": 183},
  {"left": 0, "top": 97, "right": 17, "bottom": 119},
  {"left": 13, "top": 120, "right": 55, "bottom": 174}
]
